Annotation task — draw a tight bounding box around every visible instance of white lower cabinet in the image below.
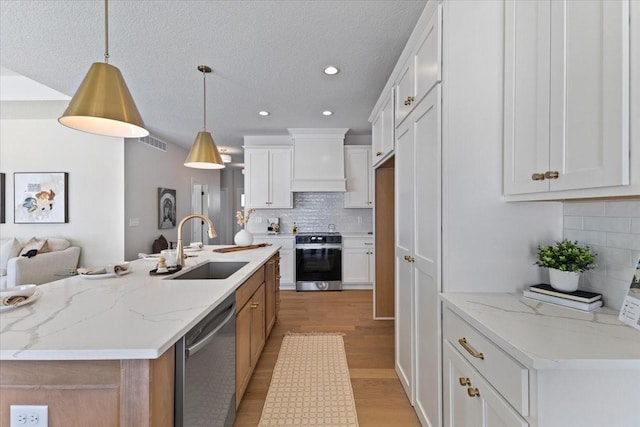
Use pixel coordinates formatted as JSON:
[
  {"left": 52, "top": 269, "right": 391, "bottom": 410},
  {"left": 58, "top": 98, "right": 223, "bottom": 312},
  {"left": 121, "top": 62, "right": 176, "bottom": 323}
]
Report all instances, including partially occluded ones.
[
  {"left": 342, "top": 236, "right": 374, "bottom": 284},
  {"left": 252, "top": 236, "right": 294, "bottom": 286},
  {"left": 443, "top": 342, "right": 528, "bottom": 427}
]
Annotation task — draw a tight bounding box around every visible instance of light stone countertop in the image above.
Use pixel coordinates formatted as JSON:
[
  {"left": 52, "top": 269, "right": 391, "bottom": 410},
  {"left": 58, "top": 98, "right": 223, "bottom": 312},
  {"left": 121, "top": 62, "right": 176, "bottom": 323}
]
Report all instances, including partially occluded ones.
[
  {"left": 0, "top": 245, "right": 279, "bottom": 361},
  {"left": 441, "top": 292, "right": 640, "bottom": 370}
]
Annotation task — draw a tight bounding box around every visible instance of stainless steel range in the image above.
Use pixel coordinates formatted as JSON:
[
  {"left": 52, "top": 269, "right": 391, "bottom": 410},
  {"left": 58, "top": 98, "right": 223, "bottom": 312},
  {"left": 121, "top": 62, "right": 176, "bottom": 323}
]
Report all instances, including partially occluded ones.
[{"left": 295, "top": 232, "right": 342, "bottom": 291}]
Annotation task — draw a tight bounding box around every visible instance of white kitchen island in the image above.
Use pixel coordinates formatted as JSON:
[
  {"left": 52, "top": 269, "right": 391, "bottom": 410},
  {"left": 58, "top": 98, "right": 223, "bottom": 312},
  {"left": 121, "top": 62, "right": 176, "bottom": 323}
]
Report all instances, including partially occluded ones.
[
  {"left": 0, "top": 245, "right": 279, "bottom": 426},
  {"left": 441, "top": 293, "right": 640, "bottom": 427}
]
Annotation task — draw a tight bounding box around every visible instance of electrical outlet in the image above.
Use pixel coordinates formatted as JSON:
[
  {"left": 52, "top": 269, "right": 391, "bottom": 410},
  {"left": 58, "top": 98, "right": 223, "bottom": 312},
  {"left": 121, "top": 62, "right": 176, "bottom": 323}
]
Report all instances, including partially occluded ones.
[
  {"left": 10, "top": 405, "right": 48, "bottom": 427},
  {"left": 254, "top": 216, "right": 262, "bottom": 224},
  {"left": 129, "top": 217, "right": 140, "bottom": 227}
]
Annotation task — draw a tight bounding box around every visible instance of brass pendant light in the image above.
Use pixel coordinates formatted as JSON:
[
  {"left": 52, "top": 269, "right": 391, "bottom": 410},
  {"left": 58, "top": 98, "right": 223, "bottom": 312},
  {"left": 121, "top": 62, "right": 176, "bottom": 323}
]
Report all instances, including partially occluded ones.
[
  {"left": 184, "top": 65, "right": 225, "bottom": 169},
  {"left": 58, "top": 0, "right": 148, "bottom": 138}
]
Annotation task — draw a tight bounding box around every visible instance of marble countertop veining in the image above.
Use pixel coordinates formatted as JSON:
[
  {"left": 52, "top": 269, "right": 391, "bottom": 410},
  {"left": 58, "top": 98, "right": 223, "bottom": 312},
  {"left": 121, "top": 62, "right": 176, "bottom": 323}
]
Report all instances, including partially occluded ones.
[
  {"left": 0, "top": 245, "right": 279, "bottom": 361},
  {"left": 440, "top": 293, "right": 640, "bottom": 370}
]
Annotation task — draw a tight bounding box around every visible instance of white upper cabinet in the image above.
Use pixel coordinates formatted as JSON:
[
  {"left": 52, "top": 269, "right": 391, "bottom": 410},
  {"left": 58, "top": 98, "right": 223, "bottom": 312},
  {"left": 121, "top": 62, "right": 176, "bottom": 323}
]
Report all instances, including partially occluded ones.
[
  {"left": 504, "top": 0, "right": 630, "bottom": 197},
  {"left": 372, "top": 89, "right": 395, "bottom": 167},
  {"left": 395, "top": 7, "right": 442, "bottom": 129},
  {"left": 244, "top": 147, "right": 292, "bottom": 209},
  {"left": 344, "top": 146, "right": 373, "bottom": 208}
]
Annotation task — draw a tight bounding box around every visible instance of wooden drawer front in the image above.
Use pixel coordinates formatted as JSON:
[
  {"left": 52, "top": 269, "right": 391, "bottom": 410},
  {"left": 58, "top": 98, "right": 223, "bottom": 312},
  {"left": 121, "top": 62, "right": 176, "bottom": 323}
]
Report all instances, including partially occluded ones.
[
  {"left": 443, "top": 308, "right": 529, "bottom": 416},
  {"left": 236, "top": 266, "right": 265, "bottom": 309}
]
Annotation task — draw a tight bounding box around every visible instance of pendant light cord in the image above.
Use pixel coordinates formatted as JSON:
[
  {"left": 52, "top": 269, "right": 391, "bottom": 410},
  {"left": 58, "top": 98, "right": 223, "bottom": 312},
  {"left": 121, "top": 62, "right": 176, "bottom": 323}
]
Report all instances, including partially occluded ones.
[
  {"left": 104, "top": 0, "right": 110, "bottom": 63},
  {"left": 202, "top": 69, "right": 207, "bottom": 131}
]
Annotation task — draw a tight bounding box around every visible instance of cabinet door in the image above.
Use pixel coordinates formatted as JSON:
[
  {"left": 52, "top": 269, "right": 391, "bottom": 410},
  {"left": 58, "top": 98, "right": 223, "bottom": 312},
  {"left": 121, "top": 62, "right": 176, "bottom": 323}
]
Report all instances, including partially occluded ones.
[
  {"left": 265, "top": 257, "right": 277, "bottom": 337},
  {"left": 345, "top": 147, "right": 372, "bottom": 208},
  {"left": 236, "top": 303, "right": 252, "bottom": 405},
  {"left": 395, "top": 61, "right": 414, "bottom": 129},
  {"left": 269, "top": 148, "right": 293, "bottom": 208},
  {"left": 443, "top": 343, "right": 528, "bottom": 427},
  {"left": 503, "top": 0, "right": 551, "bottom": 195},
  {"left": 414, "top": 5, "right": 442, "bottom": 106},
  {"left": 250, "top": 284, "right": 266, "bottom": 367},
  {"left": 342, "top": 248, "right": 371, "bottom": 284},
  {"left": 279, "top": 249, "right": 294, "bottom": 285},
  {"left": 368, "top": 247, "right": 374, "bottom": 283},
  {"left": 395, "top": 118, "right": 415, "bottom": 403},
  {"left": 373, "top": 89, "right": 395, "bottom": 167},
  {"left": 548, "top": 0, "right": 630, "bottom": 191},
  {"left": 244, "top": 149, "right": 270, "bottom": 207},
  {"left": 412, "top": 87, "right": 441, "bottom": 427}
]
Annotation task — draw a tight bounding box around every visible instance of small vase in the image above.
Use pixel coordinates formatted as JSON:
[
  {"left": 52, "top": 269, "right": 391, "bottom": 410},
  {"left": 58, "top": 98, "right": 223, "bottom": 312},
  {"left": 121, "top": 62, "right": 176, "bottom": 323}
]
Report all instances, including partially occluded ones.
[
  {"left": 234, "top": 229, "right": 254, "bottom": 247},
  {"left": 549, "top": 268, "right": 580, "bottom": 292}
]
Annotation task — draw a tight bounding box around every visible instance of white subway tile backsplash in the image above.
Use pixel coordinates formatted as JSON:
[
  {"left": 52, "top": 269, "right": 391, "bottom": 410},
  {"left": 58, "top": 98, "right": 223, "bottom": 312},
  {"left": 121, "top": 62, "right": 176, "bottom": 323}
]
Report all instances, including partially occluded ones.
[
  {"left": 606, "top": 232, "right": 640, "bottom": 251},
  {"left": 563, "top": 200, "right": 639, "bottom": 311},
  {"left": 562, "top": 201, "right": 605, "bottom": 217},
  {"left": 605, "top": 200, "right": 640, "bottom": 218},
  {"left": 583, "top": 216, "right": 631, "bottom": 233},
  {"left": 246, "top": 192, "right": 373, "bottom": 234},
  {"left": 563, "top": 216, "right": 583, "bottom": 230},
  {"left": 563, "top": 229, "right": 607, "bottom": 246}
]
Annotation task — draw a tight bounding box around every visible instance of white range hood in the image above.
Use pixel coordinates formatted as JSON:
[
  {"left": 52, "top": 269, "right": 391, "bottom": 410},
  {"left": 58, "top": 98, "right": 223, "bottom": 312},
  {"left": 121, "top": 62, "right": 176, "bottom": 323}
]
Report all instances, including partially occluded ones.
[{"left": 288, "top": 128, "right": 349, "bottom": 192}]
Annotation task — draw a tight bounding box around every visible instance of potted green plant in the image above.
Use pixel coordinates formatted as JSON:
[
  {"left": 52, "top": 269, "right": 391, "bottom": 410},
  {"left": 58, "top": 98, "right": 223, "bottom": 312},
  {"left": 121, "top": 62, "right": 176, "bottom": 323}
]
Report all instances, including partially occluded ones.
[{"left": 535, "top": 239, "right": 597, "bottom": 292}]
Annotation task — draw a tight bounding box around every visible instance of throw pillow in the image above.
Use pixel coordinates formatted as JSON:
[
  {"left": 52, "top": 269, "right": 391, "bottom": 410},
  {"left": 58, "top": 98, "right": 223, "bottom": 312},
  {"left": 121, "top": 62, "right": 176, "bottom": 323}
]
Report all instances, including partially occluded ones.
[
  {"left": 19, "top": 237, "right": 47, "bottom": 256},
  {"left": 1, "top": 238, "right": 23, "bottom": 276},
  {"left": 45, "top": 238, "right": 71, "bottom": 252}
]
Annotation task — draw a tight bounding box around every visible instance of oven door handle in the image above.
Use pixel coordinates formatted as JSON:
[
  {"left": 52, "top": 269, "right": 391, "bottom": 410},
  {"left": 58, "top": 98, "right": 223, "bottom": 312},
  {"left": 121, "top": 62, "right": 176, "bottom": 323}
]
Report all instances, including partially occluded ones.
[
  {"left": 186, "top": 303, "right": 236, "bottom": 357},
  {"left": 296, "top": 244, "right": 342, "bottom": 250}
]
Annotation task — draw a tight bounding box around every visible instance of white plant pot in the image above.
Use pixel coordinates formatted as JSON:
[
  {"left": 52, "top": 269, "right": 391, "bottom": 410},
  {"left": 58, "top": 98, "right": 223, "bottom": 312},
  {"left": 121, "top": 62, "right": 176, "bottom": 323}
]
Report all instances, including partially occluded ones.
[
  {"left": 234, "top": 229, "right": 254, "bottom": 247},
  {"left": 549, "top": 268, "right": 580, "bottom": 292}
]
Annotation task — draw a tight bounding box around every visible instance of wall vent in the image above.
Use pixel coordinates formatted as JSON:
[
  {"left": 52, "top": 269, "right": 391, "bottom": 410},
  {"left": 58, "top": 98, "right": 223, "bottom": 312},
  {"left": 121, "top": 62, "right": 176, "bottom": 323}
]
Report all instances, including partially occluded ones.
[{"left": 136, "top": 135, "right": 167, "bottom": 152}]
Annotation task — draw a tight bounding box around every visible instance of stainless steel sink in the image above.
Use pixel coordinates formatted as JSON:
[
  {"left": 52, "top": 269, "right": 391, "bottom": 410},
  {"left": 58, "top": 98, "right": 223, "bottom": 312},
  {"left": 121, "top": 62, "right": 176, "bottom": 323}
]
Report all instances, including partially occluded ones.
[{"left": 167, "top": 261, "right": 249, "bottom": 280}]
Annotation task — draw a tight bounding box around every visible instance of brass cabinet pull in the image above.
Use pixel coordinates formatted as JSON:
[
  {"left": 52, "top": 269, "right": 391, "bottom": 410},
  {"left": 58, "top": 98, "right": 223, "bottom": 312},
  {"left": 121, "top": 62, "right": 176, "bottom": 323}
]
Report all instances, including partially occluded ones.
[
  {"left": 408, "top": 96, "right": 415, "bottom": 104},
  {"left": 531, "top": 173, "right": 545, "bottom": 181},
  {"left": 459, "top": 377, "right": 471, "bottom": 386},
  {"left": 404, "top": 98, "right": 410, "bottom": 106},
  {"left": 250, "top": 302, "right": 259, "bottom": 309},
  {"left": 467, "top": 387, "right": 480, "bottom": 397},
  {"left": 276, "top": 275, "right": 282, "bottom": 279},
  {"left": 376, "top": 151, "right": 383, "bottom": 156},
  {"left": 404, "top": 255, "right": 410, "bottom": 261},
  {"left": 544, "top": 171, "right": 559, "bottom": 179},
  {"left": 408, "top": 256, "right": 415, "bottom": 263},
  {"left": 458, "top": 337, "right": 485, "bottom": 360}
]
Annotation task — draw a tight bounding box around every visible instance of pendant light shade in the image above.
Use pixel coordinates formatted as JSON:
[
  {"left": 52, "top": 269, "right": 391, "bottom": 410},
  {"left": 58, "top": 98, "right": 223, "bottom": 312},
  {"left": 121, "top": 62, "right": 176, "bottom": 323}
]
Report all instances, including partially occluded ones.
[
  {"left": 185, "top": 131, "right": 225, "bottom": 169},
  {"left": 184, "top": 65, "right": 225, "bottom": 169},
  {"left": 59, "top": 62, "right": 148, "bottom": 137},
  {"left": 58, "top": 0, "right": 148, "bottom": 138}
]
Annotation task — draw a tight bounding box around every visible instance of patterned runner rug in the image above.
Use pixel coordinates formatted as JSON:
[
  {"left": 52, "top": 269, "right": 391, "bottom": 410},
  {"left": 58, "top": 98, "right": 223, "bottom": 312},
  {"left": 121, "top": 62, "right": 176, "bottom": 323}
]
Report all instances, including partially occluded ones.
[{"left": 258, "top": 332, "right": 360, "bottom": 427}]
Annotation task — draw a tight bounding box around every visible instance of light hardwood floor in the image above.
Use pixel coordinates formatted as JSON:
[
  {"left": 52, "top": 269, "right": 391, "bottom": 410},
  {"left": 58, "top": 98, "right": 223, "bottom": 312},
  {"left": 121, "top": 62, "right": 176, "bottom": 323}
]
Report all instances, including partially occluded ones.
[{"left": 233, "top": 290, "right": 421, "bottom": 427}]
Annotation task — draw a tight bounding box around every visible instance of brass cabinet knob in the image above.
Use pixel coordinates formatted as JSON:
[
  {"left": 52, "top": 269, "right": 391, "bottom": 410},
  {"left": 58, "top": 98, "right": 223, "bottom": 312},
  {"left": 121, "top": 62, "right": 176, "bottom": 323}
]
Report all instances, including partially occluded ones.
[
  {"left": 276, "top": 275, "right": 282, "bottom": 279},
  {"left": 531, "top": 173, "right": 545, "bottom": 181},
  {"left": 544, "top": 171, "right": 559, "bottom": 179},
  {"left": 408, "top": 96, "right": 415, "bottom": 104},
  {"left": 459, "top": 377, "right": 471, "bottom": 386},
  {"left": 376, "top": 151, "right": 383, "bottom": 156},
  {"left": 467, "top": 387, "right": 480, "bottom": 397},
  {"left": 404, "top": 255, "right": 410, "bottom": 261}
]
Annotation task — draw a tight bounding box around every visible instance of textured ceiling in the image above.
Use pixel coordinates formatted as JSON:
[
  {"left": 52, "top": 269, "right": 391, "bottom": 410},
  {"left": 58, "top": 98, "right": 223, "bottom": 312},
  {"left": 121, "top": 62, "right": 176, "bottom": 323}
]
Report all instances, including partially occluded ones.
[{"left": 0, "top": 0, "right": 426, "bottom": 163}]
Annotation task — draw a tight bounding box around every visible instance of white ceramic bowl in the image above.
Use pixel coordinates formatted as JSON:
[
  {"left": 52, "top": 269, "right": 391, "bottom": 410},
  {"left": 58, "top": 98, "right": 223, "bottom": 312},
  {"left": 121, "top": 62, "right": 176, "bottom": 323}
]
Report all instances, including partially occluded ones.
[{"left": 0, "top": 284, "right": 37, "bottom": 299}]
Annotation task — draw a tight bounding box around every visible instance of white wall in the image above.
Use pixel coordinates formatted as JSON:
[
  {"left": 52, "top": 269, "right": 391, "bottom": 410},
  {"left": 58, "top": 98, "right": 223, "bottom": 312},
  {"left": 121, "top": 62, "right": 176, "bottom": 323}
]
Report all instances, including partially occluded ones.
[
  {"left": 124, "top": 137, "right": 221, "bottom": 260},
  {"left": 0, "top": 100, "right": 125, "bottom": 267}
]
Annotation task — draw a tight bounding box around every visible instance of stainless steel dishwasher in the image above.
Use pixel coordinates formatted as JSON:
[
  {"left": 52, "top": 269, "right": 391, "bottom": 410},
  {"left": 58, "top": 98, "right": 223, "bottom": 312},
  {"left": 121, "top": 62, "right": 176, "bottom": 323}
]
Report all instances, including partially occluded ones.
[{"left": 175, "top": 293, "right": 236, "bottom": 427}]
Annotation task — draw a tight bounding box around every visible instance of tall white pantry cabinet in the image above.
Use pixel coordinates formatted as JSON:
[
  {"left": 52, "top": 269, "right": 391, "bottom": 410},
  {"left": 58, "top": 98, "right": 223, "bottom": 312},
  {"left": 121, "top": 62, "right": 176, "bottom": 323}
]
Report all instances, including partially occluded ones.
[{"left": 369, "top": 1, "right": 562, "bottom": 426}]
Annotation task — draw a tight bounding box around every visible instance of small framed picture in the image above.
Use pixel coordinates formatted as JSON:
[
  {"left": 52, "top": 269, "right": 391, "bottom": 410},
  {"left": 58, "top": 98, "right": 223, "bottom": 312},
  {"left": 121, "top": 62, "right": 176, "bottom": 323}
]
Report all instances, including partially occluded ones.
[
  {"left": 158, "top": 188, "right": 176, "bottom": 229},
  {"left": 14, "top": 172, "right": 69, "bottom": 224}
]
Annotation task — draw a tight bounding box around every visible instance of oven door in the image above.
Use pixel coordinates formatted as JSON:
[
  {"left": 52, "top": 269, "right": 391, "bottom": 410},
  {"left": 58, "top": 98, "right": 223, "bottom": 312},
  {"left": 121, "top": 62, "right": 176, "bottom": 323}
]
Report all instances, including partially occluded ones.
[{"left": 295, "top": 244, "right": 342, "bottom": 283}]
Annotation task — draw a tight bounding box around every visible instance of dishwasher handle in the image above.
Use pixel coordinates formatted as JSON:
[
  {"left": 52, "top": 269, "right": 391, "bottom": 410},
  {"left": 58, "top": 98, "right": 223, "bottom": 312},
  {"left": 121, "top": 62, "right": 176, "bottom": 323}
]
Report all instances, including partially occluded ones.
[{"left": 186, "top": 303, "right": 236, "bottom": 357}]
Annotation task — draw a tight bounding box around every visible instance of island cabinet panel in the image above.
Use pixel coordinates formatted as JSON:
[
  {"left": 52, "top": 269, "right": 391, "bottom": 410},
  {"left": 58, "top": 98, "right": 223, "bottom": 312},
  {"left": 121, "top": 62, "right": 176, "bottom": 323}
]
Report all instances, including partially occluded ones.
[
  {"left": 264, "top": 254, "right": 280, "bottom": 337},
  {"left": 0, "top": 347, "right": 174, "bottom": 427},
  {"left": 236, "top": 263, "right": 272, "bottom": 407}
]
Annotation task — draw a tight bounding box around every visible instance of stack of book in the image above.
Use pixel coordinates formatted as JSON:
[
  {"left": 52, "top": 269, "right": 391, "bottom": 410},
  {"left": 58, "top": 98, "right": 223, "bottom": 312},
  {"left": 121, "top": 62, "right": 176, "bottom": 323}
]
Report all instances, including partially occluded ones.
[{"left": 523, "top": 284, "right": 603, "bottom": 311}]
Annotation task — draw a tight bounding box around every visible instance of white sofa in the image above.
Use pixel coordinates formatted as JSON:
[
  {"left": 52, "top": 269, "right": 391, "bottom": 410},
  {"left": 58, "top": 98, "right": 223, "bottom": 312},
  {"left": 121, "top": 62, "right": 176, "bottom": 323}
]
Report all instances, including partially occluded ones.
[{"left": 0, "top": 237, "right": 81, "bottom": 288}]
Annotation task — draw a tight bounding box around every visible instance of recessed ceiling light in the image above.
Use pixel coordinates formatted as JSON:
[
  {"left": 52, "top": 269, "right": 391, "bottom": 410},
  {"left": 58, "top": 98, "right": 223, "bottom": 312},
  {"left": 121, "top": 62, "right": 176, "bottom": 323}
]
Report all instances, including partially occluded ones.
[
  {"left": 258, "top": 111, "right": 270, "bottom": 116},
  {"left": 322, "top": 110, "right": 333, "bottom": 116},
  {"left": 323, "top": 66, "right": 340, "bottom": 75}
]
